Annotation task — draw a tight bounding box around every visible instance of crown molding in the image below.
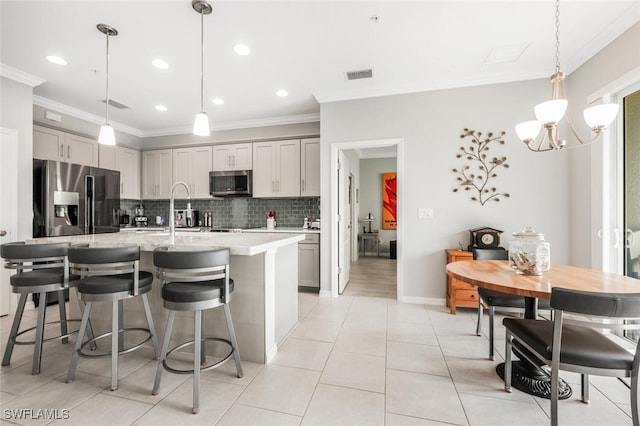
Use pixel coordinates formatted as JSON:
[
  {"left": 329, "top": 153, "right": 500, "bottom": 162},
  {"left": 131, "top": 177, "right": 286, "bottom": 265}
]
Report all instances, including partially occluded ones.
[{"left": 0, "top": 64, "right": 45, "bottom": 87}]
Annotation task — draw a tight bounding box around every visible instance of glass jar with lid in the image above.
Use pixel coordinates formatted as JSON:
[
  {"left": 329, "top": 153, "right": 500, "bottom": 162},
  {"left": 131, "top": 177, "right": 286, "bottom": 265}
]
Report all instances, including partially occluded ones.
[{"left": 508, "top": 226, "right": 550, "bottom": 275}]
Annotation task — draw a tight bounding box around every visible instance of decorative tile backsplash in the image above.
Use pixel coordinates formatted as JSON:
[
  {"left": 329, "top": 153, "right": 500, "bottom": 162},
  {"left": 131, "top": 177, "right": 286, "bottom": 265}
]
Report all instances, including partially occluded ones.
[{"left": 120, "top": 197, "right": 320, "bottom": 229}]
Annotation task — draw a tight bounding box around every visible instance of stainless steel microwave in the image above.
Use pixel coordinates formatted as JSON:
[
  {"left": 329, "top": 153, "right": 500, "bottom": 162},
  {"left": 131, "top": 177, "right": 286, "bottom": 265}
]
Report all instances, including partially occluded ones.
[{"left": 209, "top": 170, "right": 252, "bottom": 197}]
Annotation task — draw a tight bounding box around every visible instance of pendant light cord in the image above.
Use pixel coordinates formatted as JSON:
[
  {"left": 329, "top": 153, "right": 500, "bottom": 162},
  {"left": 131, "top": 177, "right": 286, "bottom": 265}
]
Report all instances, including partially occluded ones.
[
  {"left": 200, "top": 7, "right": 204, "bottom": 113},
  {"left": 105, "top": 31, "right": 110, "bottom": 124},
  {"left": 554, "top": 0, "right": 561, "bottom": 74}
]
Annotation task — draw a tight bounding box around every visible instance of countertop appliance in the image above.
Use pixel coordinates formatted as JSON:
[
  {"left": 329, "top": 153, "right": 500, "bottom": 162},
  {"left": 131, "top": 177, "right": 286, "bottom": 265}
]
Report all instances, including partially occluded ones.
[
  {"left": 33, "top": 159, "right": 120, "bottom": 237},
  {"left": 134, "top": 216, "right": 148, "bottom": 227},
  {"left": 209, "top": 170, "right": 252, "bottom": 197},
  {"left": 174, "top": 209, "right": 199, "bottom": 228}
]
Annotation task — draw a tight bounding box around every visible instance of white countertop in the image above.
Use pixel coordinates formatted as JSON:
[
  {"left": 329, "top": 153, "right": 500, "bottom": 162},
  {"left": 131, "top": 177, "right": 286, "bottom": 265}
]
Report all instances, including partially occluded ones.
[
  {"left": 31, "top": 230, "right": 304, "bottom": 256},
  {"left": 121, "top": 226, "right": 320, "bottom": 234}
]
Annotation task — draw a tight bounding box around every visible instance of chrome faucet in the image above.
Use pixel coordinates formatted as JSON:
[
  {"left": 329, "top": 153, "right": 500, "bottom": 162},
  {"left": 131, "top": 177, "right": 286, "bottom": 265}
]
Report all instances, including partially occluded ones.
[{"left": 169, "top": 181, "right": 192, "bottom": 238}]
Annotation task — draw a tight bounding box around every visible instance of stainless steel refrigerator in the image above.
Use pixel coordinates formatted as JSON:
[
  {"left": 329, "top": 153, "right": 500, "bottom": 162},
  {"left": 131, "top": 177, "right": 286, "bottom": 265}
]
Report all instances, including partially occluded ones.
[{"left": 33, "top": 159, "right": 120, "bottom": 237}]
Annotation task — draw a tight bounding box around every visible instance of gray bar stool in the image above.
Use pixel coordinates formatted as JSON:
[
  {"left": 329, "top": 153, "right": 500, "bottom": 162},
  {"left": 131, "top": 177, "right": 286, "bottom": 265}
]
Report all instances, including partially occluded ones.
[
  {"left": 1, "top": 241, "right": 95, "bottom": 374},
  {"left": 65, "top": 245, "right": 159, "bottom": 391},
  {"left": 152, "top": 247, "right": 243, "bottom": 414}
]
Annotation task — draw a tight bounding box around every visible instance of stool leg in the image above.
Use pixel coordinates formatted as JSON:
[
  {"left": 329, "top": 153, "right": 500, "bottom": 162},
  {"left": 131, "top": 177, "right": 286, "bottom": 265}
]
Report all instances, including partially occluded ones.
[
  {"left": 67, "top": 301, "right": 92, "bottom": 383},
  {"left": 2, "top": 292, "right": 28, "bottom": 367},
  {"left": 152, "top": 310, "right": 175, "bottom": 396},
  {"left": 141, "top": 294, "right": 160, "bottom": 359},
  {"left": 200, "top": 318, "right": 206, "bottom": 366},
  {"left": 193, "top": 310, "right": 202, "bottom": 414},
  {"left": 223, "top": 304, "right": 243, "bottom": 378},
  {"left": 76, "top": 293, "right": 97, "bottom": 351},
  {"left": 32, "top": 291, "right": 48, "bottom": 375},
  {"left": 488, "top": 306, "right": 495, "bottom": 361},
  {"left": 111, "top": 300, "right": 119, "bottom": 391},
  {"left": 57, "top": 290, "right": 69, "bottom": 344}
]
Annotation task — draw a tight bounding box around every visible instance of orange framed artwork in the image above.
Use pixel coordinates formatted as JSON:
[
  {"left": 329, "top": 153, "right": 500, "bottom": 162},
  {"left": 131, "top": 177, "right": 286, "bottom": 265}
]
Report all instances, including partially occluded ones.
[{"left": 382, "top": 172, "right": 397, "bottom": 230}]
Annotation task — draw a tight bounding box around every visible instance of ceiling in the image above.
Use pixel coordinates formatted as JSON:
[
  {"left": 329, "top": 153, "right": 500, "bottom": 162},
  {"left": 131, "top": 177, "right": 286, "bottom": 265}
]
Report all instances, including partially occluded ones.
[{"left": 1, "top": 1, "right": 638, "bottom": 138}]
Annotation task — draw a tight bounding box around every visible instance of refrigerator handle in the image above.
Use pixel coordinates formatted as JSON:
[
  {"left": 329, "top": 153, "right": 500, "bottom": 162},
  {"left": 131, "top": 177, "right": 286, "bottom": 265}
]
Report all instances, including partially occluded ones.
[{"left": 85, "top": 175, "right": 95, "bottom": 234}]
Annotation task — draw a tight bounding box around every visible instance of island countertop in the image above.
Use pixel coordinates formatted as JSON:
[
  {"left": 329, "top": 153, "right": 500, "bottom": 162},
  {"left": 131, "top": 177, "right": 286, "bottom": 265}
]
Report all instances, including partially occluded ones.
[{"left": 30, "top": 230, "right": 305, "bottom": 256}]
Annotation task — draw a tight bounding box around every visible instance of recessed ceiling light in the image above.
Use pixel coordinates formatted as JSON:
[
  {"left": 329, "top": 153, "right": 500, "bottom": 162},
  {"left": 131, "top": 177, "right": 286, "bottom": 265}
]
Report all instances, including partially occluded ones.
[
  {"left": 276, "top": 89, "right": 288, "bottom": 97},
  {"left": 212, "top": 98, "right": 224, "bottom": 105},
  {"left": 155, "top": 105, "right": 168, "bottom": 112},
  {"left": 46, "top": 55, "right": 67, "bottom": 65},
  {"left": 233, "top": 43, "right": 251, "bottom": 56},
  {"left": 152, "top": 59, "right": 169, "bottom": 69}
]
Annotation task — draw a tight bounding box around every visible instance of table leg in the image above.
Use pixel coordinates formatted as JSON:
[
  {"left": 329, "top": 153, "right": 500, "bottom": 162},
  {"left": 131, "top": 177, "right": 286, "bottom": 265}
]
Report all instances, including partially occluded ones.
[{"left": 496, "top": 296, "right": 572, "bottom": 400}]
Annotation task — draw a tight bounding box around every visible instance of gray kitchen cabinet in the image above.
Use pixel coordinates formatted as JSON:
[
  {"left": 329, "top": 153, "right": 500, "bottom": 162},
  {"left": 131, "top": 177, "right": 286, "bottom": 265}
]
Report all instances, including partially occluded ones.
[
  {"left": 173, "top": 146, "right": 212, "bottom": 198},
  {"left": 142, "top": 149, "right": 172, "bottom": 199},
  {"left": 34, "top": 125, "right": 99, "bottom": 167},
  {"left": 212, "top": 143, "right": 252, "bottom": 171},
  {"left": 252, "top": 139, "right": 300, "bottom": 197},
  {"left": 99, "top": 145, "right": 141, "bottom": 199},
  {"left": 298, "top": 233, "right": 320, "bottom": 289},
  {"left": 300, "top": 138, "right": 320, "bottom": 197}
]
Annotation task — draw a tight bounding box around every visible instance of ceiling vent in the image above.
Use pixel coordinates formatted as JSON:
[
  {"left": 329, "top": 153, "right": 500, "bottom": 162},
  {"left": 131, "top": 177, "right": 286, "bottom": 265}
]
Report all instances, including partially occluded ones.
[
  {"left": 345, "top": 68, "right": 373, "bottom": 81},
  {"left": 101, "top": 99, "right": 130, "bottom": 110}
]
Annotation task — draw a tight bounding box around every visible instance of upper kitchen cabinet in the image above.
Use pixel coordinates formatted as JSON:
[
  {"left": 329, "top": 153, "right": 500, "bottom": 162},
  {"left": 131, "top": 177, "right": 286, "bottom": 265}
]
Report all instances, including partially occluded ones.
[
  {"left": 300, "top": 138, "right": 320, "bottom": 197},
  {"left": 172, "top": 146, "right": 212, "bottom": 199},
  {"left": 34, "top": 125, "right": 99, "bottom": 167},
  {"left": 253, "top": 139, "right": 300, "bottom": 198},
  {"left": 142, "top": 149, "right": 172, "bottom": 199},
  {"left": 212, "top": 143, "right": 252, "bottom": 171},
  {"left": 101, "top": 145, "right": 141, "bottom": 200}
]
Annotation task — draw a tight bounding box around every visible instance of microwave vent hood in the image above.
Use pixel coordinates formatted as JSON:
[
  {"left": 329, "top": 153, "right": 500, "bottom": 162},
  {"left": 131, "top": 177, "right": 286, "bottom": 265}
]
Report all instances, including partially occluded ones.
[{"left": 209, "top": 170, "right": 252, "bottom": 197}]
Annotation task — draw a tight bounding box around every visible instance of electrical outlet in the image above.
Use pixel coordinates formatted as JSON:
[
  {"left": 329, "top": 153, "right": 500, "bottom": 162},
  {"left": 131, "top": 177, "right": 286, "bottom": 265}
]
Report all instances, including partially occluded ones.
[{"left": 418, "top": 208, "right": 433, "bottom": 219}]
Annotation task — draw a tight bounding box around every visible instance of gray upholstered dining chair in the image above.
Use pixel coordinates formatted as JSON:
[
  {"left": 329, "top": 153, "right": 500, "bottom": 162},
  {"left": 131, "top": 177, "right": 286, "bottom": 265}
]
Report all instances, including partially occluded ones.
[
  {"left": 503, "top": 287, "right": 640, "bottom": 426},
  {"left": 473, "top": 248, "right": 551, "bottom": 360}
]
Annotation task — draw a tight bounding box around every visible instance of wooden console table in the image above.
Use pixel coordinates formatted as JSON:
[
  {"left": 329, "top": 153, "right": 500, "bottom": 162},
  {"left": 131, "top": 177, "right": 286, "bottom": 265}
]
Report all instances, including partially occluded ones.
[{"left": 445, "top": 249, "right": 475, "bottom": 314}]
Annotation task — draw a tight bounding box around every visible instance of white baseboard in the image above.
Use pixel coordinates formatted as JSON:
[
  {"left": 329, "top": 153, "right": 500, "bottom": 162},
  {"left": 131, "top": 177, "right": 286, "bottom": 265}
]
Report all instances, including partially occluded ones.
[{"left": 401, "top": 296, "right": 446, "bottom": 306}]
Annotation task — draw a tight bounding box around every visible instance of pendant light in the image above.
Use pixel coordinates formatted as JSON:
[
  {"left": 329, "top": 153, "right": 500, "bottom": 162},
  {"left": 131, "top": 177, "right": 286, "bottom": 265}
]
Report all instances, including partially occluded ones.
[
  {"left": 515, "top": 0, "right": 619, "bottom": 152},
  {"left": 192, "top": 1, "right": 212, "bottom": 137},
  {"left": 97, "top": 24, "right": 118, "bottom": 145}
]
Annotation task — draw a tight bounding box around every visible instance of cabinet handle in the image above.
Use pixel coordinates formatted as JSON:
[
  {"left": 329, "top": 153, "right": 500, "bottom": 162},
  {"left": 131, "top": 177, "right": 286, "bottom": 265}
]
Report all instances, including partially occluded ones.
[
  {"left": 272, "top": 181, "right": 275, "bottom": 192},
  {"left": 228, "top": 156, "right": 232, "bottom": 167},
  {"left": 121, "top": 183, "right": 123, "bottom": 194},
  {"left": 60, "top": 145, "right": 64, "bottom": 158},
  {"left": 67, "top": 146, "right": 70, "bottom": 158},
  {"left": 302, "top": 179, "right": 305, "bottom": 192}
]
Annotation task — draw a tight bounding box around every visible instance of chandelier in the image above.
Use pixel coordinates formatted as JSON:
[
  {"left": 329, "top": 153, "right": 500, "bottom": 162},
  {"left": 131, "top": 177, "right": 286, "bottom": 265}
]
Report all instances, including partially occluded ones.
[{"left": 515, "top": 0, "right": 619, "bottom": 152}]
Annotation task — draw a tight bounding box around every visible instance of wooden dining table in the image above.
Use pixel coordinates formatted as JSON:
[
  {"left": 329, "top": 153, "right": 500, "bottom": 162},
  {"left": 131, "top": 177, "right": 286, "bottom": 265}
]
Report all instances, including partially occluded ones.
[{"left": 445, "top": 259, "right": 640, "bottom": 399}]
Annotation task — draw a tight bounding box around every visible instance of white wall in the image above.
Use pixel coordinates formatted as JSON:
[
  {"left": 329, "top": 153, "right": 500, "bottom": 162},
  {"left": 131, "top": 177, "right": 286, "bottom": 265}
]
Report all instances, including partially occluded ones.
[
  {"left": 1, "top": 76, "right": 33, "bottom": 240},
  {"left": 320, "top": 79, "right": 571, "bottom": 301},
  {"left": 359, "top": 157, "right": 397, "bottom": 253}
]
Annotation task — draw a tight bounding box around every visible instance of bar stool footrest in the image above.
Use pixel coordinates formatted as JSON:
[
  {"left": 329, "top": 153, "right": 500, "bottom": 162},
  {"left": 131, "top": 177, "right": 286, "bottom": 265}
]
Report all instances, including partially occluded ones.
[
  {"left": 11, "top": 319, "right": 82, "bottom": 346},
  {"left": 78, "top": 327, "right": 154, "bottom": 358},
  {"left": 162, "top": 337, "right": 234, "bottom": 375}
]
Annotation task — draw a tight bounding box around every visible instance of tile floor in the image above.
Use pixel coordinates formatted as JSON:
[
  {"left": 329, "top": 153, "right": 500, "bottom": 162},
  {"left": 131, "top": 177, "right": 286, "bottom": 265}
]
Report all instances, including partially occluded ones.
[{"left": 0, "top": 292, "right": 635, "bottom": 425}]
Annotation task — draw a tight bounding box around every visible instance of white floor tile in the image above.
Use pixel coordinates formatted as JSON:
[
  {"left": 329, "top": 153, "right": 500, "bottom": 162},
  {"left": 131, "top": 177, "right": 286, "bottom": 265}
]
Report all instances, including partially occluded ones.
[{"left": 301, "top": 383, "right": 384, "bottom": 426}]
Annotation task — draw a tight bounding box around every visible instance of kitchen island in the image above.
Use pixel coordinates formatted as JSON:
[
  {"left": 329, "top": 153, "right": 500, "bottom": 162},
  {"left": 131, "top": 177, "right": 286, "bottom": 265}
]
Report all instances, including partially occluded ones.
[{"left": 30, "top": 231, "right": 305, "bottom": 364}]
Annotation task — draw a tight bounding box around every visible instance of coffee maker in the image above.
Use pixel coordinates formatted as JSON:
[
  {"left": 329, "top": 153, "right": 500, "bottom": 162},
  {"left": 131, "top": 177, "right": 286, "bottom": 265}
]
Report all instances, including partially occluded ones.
[{"left": 134, "top": 203, "right": 147, "bottom": 227}]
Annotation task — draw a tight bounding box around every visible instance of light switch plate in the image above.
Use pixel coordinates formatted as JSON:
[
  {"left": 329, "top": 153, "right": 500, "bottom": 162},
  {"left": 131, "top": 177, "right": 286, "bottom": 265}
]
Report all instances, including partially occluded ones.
[{"left": 418, "top": 208, "right": 433, "bottom": 219}]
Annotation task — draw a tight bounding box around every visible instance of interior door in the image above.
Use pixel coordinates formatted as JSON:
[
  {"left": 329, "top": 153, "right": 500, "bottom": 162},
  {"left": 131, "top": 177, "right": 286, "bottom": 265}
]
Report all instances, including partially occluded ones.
[
  {"left": 1, "top": 128, "right": 19, "bottom": 315},
  {"left": 338, "top": 151, "right": 351, "bottom": 294}
]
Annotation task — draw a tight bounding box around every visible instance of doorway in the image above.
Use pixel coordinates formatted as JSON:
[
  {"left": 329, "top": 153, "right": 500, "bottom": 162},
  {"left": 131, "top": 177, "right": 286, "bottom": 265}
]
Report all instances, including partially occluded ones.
[{"left": 330, "top": 138, "right": 403, "bottom": 300}]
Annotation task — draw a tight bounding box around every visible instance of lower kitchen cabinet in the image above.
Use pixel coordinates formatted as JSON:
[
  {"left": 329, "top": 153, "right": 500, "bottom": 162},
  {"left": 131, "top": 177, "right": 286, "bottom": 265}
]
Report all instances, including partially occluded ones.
[{"left": 298, "top": 233, "right": 320, "bottom": 289}]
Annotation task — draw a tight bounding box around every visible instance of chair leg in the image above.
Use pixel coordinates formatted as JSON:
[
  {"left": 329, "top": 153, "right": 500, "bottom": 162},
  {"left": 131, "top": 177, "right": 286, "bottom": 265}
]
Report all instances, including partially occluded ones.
[
  {"left": 581, "top": 374, "right": 590, "bottom": 403},
  {"left": 504, "top": 330, "right": 512, "bottom": 393},
  {"left": 111, "top": 300, "right": 119, "bottom": 391},
  {"left": 57, "top": 290, "right": 69, "bottom": 344},
  {"left": 141, "top": 294, "right": 160, "bottom": 359},
  {"left": 193, "top": 310, "right": 202, "bottom": 414},
  {"left": 32, "top": 291, "right": 48, "bottom": 375},
  {"left": 200, "top": 314, "right": 206, "bottom": 367},
  {"left": 223, "top": 304, "right": 243, "bottom": 378},
  {"left": 67, "top": 301, "right": 92, "bottom": 383},
  {"left": 551, "top": 358, "right": 560, "bottom": 426},
  {"left": 2, "top": 292, "right": 28, "bottom": 367},
  {"left": 152, "top": 310, "right": 175, "bottom": 396},
  {"left": 75, "top": 290, "right": 96, "bottom": 351},
  {"left": 488, "top": 306, "right": 495, "bottom": 361},
  {"left": 475, "top": 299, "right": 483, "bottom": 336}
]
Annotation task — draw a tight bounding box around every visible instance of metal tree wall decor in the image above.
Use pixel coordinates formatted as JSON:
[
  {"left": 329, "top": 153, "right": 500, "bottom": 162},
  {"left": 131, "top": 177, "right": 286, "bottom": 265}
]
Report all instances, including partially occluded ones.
[{"left": 452, "top": 128, "right": 510, "bottom": 205}]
